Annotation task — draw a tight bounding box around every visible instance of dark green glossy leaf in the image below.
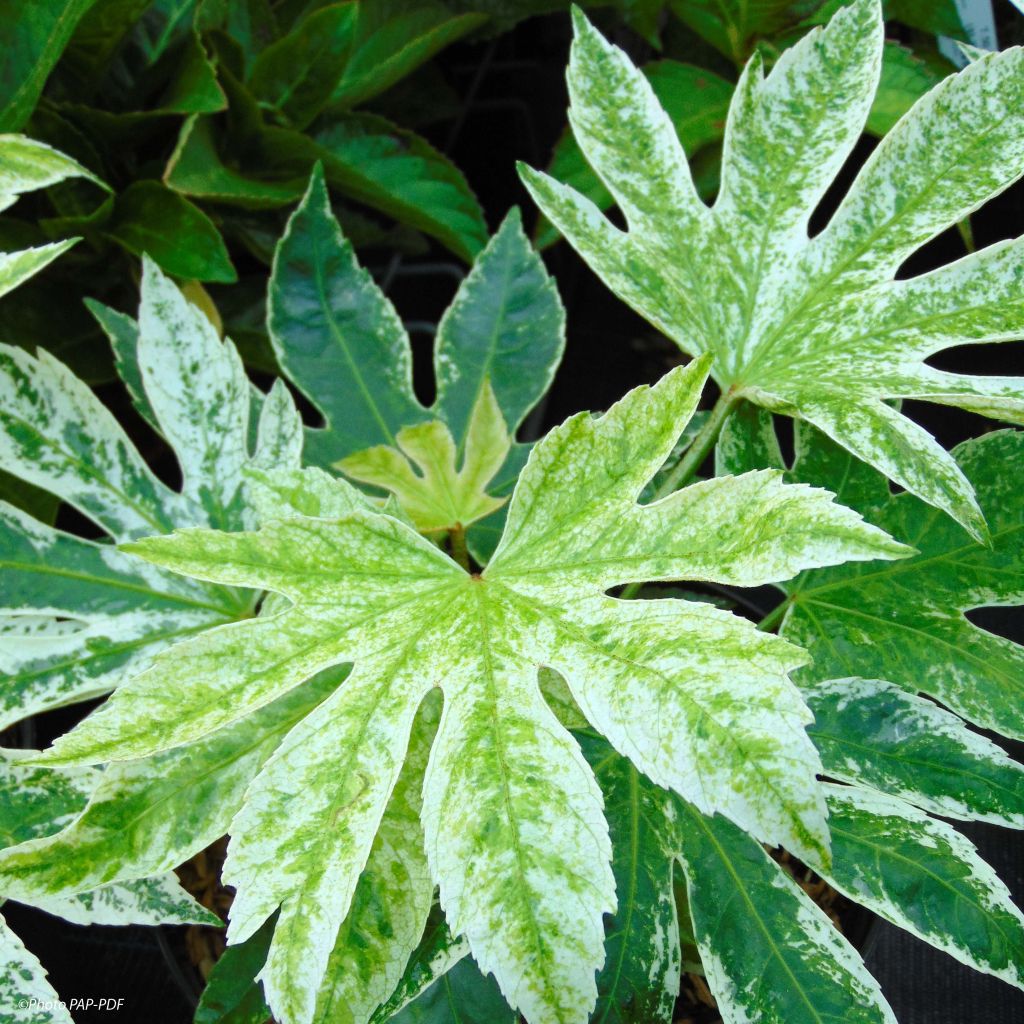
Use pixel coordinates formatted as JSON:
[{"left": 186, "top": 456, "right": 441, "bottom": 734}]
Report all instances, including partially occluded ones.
[
  {"left": 387, "top": 957, "right": 514, "bottom": 1024},
  {"left": 194, "top": 916, "right": 274, "bottom": 1024},
  {"left": 867, "top": 42, "right": 944, "bottom": 137},
  {"left": 328, "top": 6, "right": 486, "bottom": 110},
  {"left": 676, "top": 801, "right": 895, "bottom": 1023},
  {"left": 0, "top": 0, "right": 99, "bottom": 131},
  {"left": 165, "top": 114, "right": 306, "bottom": 209},
  {"left": 884, "top": 0, "right": 966, "bottom": 37},
  {"left": 268, "top": 164, "right": 428, "bottom": 464},
  {"left": 106, "top": 180, "right": 237, "bottom": 282},
  {"left": 804, "top": 678, "right": 1024, "bottom": 827},
  {"left": 263, "top": 112, "right": 487, "bottom": 262},
  {"left": 782, "top": 427, "right": 1024, "bottom": 740},
  {"left": 248, "top": 3, "right": 356, "bottom": 129}
]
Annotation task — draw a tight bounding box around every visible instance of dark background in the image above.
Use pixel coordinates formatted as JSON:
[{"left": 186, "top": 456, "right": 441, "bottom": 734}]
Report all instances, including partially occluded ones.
[{"left": 7, "top": 5, "right": 1024, "bottom": 1022}]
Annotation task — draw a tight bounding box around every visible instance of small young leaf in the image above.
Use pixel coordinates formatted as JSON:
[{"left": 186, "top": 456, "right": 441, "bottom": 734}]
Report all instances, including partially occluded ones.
[{"left": 338, "top": 381, "right": 510, "bottom": 533}]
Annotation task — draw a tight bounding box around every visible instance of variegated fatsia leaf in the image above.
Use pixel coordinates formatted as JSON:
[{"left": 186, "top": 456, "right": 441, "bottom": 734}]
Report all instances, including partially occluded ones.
[
  {"left": 520, "top": 0, "right": 1024, "bottom": 540},
  {"left": 0, "top": 259, "right": 302, "bottom": 728},
  {"left": 36, "top": 359, "right": 907, "bottom": 1024},
  {"left": 0, "top": 134, "right": 110, "bottom": 299},
  {"left": 779, "top": 427, "right": 1024, "bottom": 741}
]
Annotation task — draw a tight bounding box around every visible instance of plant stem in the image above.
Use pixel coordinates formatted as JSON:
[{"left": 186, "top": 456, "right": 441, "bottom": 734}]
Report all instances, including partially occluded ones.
[
  {"left": 649, "top": 388, "right": 738, "bottom": 505},
  {"left": 756, "top": 598, "right": 791, "bottom": 633},
  {"left": 620, "top": 389, "right": 738, "bottom": 601},
  {"left": 449, "top": 523, "right": 471, "bottom": 572}
]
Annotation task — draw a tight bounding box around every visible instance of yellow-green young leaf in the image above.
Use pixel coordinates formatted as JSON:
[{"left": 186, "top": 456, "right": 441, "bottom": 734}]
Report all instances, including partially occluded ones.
[
  {"left": 811, "top": 784, "right": 1024, "bottom": 987},
  {"left": 781, "top": 428, "right": 1024, "bottom": 740},
  {"left": 37, "top": 359, "right": 907, "bottom": 1024},
  {"left": 520, "top": 0, "right": 1024, "bottom": 540},
  {"left": 338, "top": 381, "right": 510, "bottom": 533}
]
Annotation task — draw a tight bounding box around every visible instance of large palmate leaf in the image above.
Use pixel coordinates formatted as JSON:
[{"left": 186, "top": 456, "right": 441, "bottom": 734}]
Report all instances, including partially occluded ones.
[
  {"left": 37, "top": 359, "right": 906, "bottom": 1024},
  {"left": 269, "top": 167, "right": 563, "bottom": 554},
  {"left": 520, "top": 0, "right": 1024, "bottom": 539},
  {"left": 779, "top": 427, "right": 1024, "bottom": 740},
  {"left": 0, "top": 257, "right": 301, "bottom": 726}
]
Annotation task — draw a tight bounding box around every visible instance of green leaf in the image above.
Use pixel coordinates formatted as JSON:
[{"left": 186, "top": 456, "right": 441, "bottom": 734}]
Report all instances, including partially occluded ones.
[
  {"left": 815, "top": 784, "right": 1024, "bottom": 986},
  {"left": 0, "top": 134, "right": 107, "bottom": 213},
  {"left": 106, "top": 182, "right": 238, "bottom": 284},
  {"left": 867, "top": 42, "right": 944, "bottom": 137},
  {"left": 269, "top": 164, "right": 428, "bottom": 463},
  {"left": 165, "top": 114, "right": 306, "bottom": 209},
  {"left": 339, "top": 381, "right": 510, "bottom": 533},
  {"left": 0, "top": 911, "right": 73, "bottom": 1024},
  {"left": 884, "top": 0, "right": 966, "bottom": 37},
  {"left": 434, "top": 208, "right": 564, "bottom": 445},
  {"left": 0, "top": 0, "right": 99, "bottom": 131},
  {"left": 194, "top": 916, "right": 274, "bottom": 1024},
  {"left": 264, "top": 113, "right": 488, "bottom": 262},
  {"left": 385, "top": 957, "right": 514, "bottom": 1024},
  {"left": 41, "top": 360, "right": 906, "bottom": 1024},
  {"left": 667, "top": 0, "right": 820, "bottom": 64},
  {"left": 328, "top": 6, "right": 487, "bottom": 110},
  {"left": 781, "top": 428, "right": 1024, "bottom": 739},
  {"left": 248, "top": 3, "right": 356, "bottom": 129},
  {"left": 580, "top": 733, "right": 683, "bottom": 1024},
  {"left": 804, "top": 677, "right": 1024, "bottom": 827},
  {"left": 537, "top": 60, "right": 733, "bottom": 249},
  {"left": 521, "top": 0, "right": 1024, "bottom": 539},
  {"left": 676, "top": 800, "right": 896, "bottom": 1024}
]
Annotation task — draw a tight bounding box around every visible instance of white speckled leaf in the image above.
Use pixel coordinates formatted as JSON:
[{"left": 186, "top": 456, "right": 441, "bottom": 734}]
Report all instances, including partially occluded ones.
[
  {"left": 40, "top": 362, "right": 906, "bottom": 1024},
  {"left": 0, "top": 262, "right": 304, "bottom": 727},
  {"left": 520, "top": 0, "right": 1024, "bottom": 539},
  {"left": 0, "top": 671, "right": 342, "bottom": 905},
  {"left": 311, "top": 695, "right": 438, "bottom": 1024},
  {"left": 138, "top": 257, "right": 251, "bottom": 525},
  {"left": 0, "top": 911, "right": 73, "bottom": 1024},
  {"left": 812, "top": 784, "right": 1024, "bottom": 987},
  {"left": 676, "top": 801, "right": 897, "bottom": 1024},
  {"left": 30, "top": 873, "right": 219, "bottom": 928},
  {"left": 804, "top": 678, "right": 1024, "bottom": 827}
]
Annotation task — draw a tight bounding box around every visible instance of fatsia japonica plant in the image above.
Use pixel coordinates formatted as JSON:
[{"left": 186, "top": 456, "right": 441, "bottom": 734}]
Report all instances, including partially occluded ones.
[{"left": 1, "top": 1, "right": 1024, "bottom": 1021}]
